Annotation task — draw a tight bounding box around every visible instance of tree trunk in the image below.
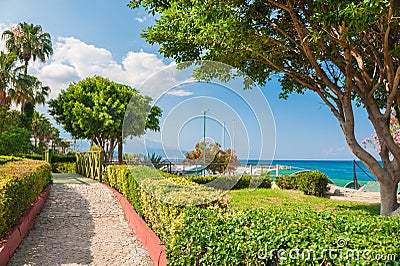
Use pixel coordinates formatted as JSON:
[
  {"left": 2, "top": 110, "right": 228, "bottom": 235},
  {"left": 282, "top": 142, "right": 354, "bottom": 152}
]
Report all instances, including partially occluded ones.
[
  {"left": 24, "top": 60, "right": 28, "bottom": 76},
  {"left": 107, "top": 137, "right": 116, "bottom": 162},
  {"left": 118, "top": 137, "right": 123, "bottom": 164},
  {"left": 20, "top": 97, "right": 25, "bottom": 115},
  {"left": 380, "top": 179, "right": 400, "bottom": 216}
]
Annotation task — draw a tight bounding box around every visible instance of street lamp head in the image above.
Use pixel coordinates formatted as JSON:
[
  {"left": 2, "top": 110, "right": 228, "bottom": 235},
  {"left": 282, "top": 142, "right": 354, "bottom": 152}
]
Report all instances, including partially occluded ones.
[{"left": 202, "top": 109, "right": 209, "bottom": 114}]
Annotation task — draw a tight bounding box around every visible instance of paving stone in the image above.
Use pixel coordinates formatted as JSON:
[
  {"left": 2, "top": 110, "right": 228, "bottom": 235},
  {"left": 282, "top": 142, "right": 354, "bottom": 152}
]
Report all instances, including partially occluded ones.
[{"left": 8, "top": 180, "right": 154, "bottom": 266}]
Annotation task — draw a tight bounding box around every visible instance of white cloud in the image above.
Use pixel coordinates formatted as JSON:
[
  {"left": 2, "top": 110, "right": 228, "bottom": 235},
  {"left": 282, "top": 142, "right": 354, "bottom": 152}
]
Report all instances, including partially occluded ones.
[
  {"left": 27, "top": 36, "right": 175, "bottom": 99},
  {"left": 323, "top": 146, "right": 347, "bottom": 156},
  {"left": 135, "top": 14, "right": 151, "bottom": 23},
  {"left": 0, "top": 33, "right": 190, "bottom": 100},
  {"left": 166, "top": 89, "right": 194, "bottom": 97}
]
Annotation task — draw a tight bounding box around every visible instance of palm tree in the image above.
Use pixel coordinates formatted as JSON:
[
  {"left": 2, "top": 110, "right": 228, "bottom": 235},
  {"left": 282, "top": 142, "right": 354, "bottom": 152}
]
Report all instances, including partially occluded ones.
[
  {"left": 9, "top": 74, "right": 50, "bottom": 114},
  {"left": 32, "top": 111, "right": 48, "bottom": 147},
  {"left": 2, "top": 22, "right": 53, "bottom": 76},
  {"left": 48, "top": 127, "right": 60, "bottom": 150},
  {"left": 0, "top": 51, "right": 22, "bottom": 107},
  {"left": 58, "top": 140, "right": 70, "bottom": 154}
]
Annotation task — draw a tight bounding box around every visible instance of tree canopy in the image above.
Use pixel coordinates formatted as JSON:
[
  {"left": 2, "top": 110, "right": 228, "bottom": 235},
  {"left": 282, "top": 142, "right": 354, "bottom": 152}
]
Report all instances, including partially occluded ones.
[
  {"left": 49, "top": 76, "right": 161, "bottom": 161},
  {"left": 0, "top": 126, "right": 33, "bottom": 155},
  {"left": 2, "top": 22, "right": 53, "bottom": 76},
  {"left": 0, "top": 22, "right": 54, "bottom": 156},
  {"left": 131, "top": 0, "right": 400, "bottom": 215},
  {"left": 0, "top": 51, "right": 21, "bottom": 106}
]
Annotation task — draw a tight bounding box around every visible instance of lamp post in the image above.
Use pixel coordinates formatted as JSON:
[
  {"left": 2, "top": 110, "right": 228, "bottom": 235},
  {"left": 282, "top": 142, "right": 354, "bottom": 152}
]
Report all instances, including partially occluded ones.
[
  {"left": 202, "top": 109, "right": 209, "bottom": 176},
  {"left": 222, "top": 121, "right": 225, "bottom": 150}
]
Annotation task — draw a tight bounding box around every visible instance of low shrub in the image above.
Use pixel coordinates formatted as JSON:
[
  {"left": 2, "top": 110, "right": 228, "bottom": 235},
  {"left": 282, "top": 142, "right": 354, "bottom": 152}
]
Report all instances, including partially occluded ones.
[
  {"left": 0, "top": 160, "right": 52, "bottom": 239},
  {"left": 104, "top": 165, "right": 142, "bottom": 216},
  {"left": 275, "top": 174, "right": 298, "bottom": 190},
  {"left": 168, "top": 207, "right": 400, "bottom": 265},
  {"left": 0, "top": 155, "right": 22, "bottom": 165},
  {"left": 161, "top": 173, "right": 272, "bottom": 190},
  {"left": 103, "top": 165, "right": 227, "bottom": 242},
  {"left": 22, "top": 153, "right": 43, "bottom": 161},
  {"left": 296, "top": 170, "right": 329, "bottom": 197},
  {"left": 52, "top": 162, "right": 76, "bottom": 173},
  {"left": 23, "top": 153, "right": 76, "bottom": 163},
  {"left": 275, "top": 170, "right": 329, "bottom": 197},
  {"left": 158, "top": 170, "right": 179, "bottom": 179},
  {"left": 105, "top": 166, "right": 399, "bottom": 265},
  {"left": 51, "top": 153, "right": 76, "bottom": 163}
]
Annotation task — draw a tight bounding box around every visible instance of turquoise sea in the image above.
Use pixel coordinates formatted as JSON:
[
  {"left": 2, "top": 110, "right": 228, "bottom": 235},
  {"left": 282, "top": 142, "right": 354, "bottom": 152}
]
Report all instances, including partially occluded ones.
[{"left": 241, "top": 160, "right": 377, "bottom": 187}]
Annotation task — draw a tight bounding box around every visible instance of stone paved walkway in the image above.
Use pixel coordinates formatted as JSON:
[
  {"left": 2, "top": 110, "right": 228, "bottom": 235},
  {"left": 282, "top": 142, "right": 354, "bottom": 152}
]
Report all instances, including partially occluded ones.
[{"left": 8, "top": 173, "right": 154, "bottom": 266}]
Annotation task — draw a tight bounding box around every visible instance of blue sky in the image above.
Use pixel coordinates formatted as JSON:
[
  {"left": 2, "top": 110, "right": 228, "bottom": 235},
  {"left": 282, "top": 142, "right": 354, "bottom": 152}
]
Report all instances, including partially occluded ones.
[{"left": 0, "top": 0, "right": 377, "bottom": 160}]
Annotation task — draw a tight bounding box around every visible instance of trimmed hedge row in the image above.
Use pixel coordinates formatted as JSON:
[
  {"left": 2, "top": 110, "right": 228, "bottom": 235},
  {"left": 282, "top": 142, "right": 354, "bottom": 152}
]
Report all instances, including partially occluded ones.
[
  {"left": 23, "top": 153, "right": 43, "bottom": 161},
  {"left": 0, "top": 160, "right": 52, "bottom": 238},
  {"left": 159, "top": 172, "right": 272, "bottom": 190},
  {"left": 0, "top": 155, "right": 22, "bottom": 165},
  {"left": 105, "top": 166, "right": 399, "bottom": 265},
  {"left": 275, "top": 170, "right": 329, "bottom": 196},
  {"left": 23, "top": 153, "right": 76, "bottom": 163},
  {"left": 168, "top": 207, "right": 400, "bottom": 265},
  {"left": 103, "top": 165, "right": 227, "bottom": 242},
  {"left": 52, "top": 162, "right": 76, "bottom": 173},
  {"left": 186, "top": 174, "right": 272, "bottom": 190},
  {"left": 52, "top": 154, "right": 76, "bottom": 163}
]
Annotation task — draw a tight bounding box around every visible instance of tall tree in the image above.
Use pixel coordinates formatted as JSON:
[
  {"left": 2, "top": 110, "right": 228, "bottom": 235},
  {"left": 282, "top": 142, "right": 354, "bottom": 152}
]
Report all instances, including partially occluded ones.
[
  {"left": 2, "top": 22, "right": 53, "bottom": 77},
  {"left": 0, "top": 107, "right": 22, "bottom": 134},
  {"left": 0, "top": 126, "right": 33, "bottom": 155},
  {"left": 32, "top": 111, "right": 49, "bottom": 147},
  {"left": 58, "top": 140, "right": 70, "bottom": 154},
  {"left": 0, "top": 51, "right": 21, "bottom": 107},
  {"left": 49, "top": 76, "right": 161, "bottom": 162},
  {"left": 9, "top": 75, "right": 50, "bottom": 114},
  {"left": 132, "top": 0, "right": 400, "bottom": 215}
]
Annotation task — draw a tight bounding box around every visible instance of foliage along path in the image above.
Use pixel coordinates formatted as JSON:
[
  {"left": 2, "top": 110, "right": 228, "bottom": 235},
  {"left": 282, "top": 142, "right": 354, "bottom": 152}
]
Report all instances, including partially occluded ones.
[{"left": 8, "top": 173, "right": 154, "bottom": 266}]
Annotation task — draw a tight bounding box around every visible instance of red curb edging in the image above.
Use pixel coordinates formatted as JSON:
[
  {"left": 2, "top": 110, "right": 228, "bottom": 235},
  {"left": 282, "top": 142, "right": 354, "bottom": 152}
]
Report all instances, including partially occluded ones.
[
  {"left": 0, "top": 185, "right": 51, "bottom": 266},
  {"left": 103, "top": 184, "right": 167, "bottom": 266}
]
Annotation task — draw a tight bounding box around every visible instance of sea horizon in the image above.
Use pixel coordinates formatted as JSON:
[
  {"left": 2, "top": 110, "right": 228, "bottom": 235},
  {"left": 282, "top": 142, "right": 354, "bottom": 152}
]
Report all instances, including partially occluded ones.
[{"left": 240, "top": 159, "right": 377, "bottom": 187}]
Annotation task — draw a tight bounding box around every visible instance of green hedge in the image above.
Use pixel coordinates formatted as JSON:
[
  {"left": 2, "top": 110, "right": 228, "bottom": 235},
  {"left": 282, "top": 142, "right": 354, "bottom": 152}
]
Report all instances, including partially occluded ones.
[
  {"left": 0, "top": 160, "right": 52, "bottom": 238},
  {"left": 159, "top": 172, "right": 272, "bottom": 190},
  {"left": 168, "top": 207, "right": 400, "bottom": 265},
  {"left": 51, "top": 153, "right": 76, "bottom": 163},
  {"left": 187, "top": 174, "right": 272, "bottom": 190},
  {"left": 105, "top": 167, "right": 399, "bottom": 265},
  {"left": 103, "top": 165, "right": 227, "bottom": 242},
  {"left": 23, "top": 153, "right": 76, "bottom": 163},
  {"left": 23, "top": 153, "right": 43, "bottom": 161},
  {"left": 275, "top": 170, "right": 329, "bottom": 196},
  {"left": 0, "top": 155, "right": 22, "bottom": 165},
  {"left": 52, "top": 162, "right": 76, "bottom": 173}
]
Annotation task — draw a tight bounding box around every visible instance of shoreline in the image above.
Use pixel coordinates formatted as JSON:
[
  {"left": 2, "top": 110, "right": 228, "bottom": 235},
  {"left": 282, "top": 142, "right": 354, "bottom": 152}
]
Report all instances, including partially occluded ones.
[{"left": 326, "top": 184, "right": 381, "bottom": 204}]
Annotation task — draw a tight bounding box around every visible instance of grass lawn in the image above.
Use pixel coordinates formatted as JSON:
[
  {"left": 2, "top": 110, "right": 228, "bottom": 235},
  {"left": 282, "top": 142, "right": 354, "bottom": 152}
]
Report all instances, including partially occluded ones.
[{"left": 227, "top": 188, "right": 381, "bottom": 215}]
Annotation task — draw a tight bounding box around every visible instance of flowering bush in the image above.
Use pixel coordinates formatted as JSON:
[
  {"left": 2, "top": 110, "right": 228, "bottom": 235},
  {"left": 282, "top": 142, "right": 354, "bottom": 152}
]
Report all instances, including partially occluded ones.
[
  {"left": 184, "top": 141, "right": 239, "bottom": 174},
  {"left": 362, "top": 111, "right": 400, "bottom": 152}
]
